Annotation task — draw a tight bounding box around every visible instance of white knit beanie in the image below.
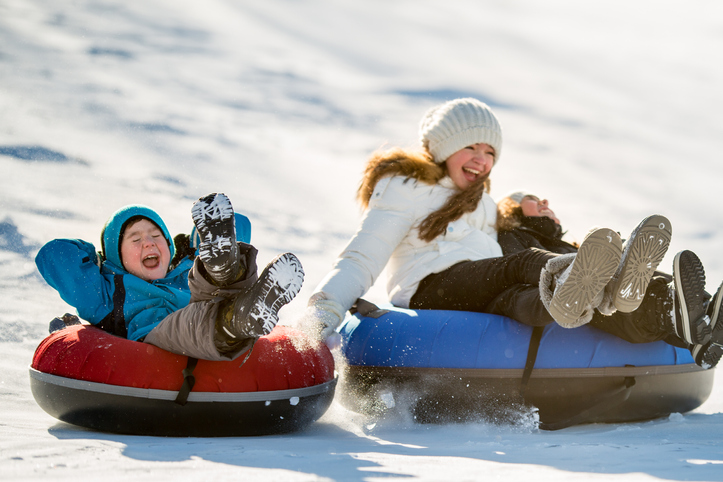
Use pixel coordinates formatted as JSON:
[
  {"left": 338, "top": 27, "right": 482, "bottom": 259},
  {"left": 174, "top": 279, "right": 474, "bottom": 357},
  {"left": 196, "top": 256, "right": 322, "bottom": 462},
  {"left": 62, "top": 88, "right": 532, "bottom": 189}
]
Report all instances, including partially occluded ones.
[
  {"left": 505, "top": 190, "right": 536, "bottom": 204},
  {"left": 419, "top": 98, "right": 503, "bottom": 164}
]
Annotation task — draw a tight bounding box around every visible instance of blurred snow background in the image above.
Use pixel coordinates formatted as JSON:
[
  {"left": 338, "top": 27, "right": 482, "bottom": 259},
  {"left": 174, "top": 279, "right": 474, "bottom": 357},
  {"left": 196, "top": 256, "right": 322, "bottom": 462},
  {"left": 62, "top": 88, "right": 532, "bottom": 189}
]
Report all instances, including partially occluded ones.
[{"left": 2, "top": 1, "right": 723, "bottom": 480}]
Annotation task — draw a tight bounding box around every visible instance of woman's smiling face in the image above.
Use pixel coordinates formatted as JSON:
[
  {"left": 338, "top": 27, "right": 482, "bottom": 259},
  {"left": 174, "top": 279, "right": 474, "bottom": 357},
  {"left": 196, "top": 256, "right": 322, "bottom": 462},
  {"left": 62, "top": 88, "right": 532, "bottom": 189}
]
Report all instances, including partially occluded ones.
[{"left": 445, "top": 143, "right": 496, "bottom": 190}]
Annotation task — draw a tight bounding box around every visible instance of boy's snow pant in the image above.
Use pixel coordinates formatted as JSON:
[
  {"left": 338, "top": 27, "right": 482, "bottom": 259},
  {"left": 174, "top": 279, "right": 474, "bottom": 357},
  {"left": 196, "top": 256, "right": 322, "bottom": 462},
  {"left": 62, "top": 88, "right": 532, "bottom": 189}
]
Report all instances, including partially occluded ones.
[
  {"left": 409, "top": 248, "right": 559, "bottom": 327},
  {"left": 144, "top": 243, "right": 260, "bottom": 361}
]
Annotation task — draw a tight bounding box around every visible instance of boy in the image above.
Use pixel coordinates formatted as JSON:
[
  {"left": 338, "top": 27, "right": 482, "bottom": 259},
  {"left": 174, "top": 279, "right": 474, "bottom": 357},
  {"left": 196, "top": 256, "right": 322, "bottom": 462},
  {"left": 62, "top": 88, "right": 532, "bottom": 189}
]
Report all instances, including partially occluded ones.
[{"left": 36, "top": 193, "right": 304, "bottom": 361}]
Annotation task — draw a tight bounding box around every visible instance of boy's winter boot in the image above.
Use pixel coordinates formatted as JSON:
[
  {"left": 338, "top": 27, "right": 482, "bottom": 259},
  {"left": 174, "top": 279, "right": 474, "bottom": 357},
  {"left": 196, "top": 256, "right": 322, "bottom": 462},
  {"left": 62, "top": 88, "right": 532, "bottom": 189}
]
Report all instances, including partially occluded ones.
[
  {"left": 192, "top": 193, "right": 241, "bottom": 286},
  {"left": 606, "top": 215, "right": 672, "bottom": 313},
  {"left": 691, "top": 280, "right": 723, "bottom": 369},
  {"left": 544, "top": 228, "right": 622, "bottom": 328},
  {"left": 217, "top": 253, "right": 305, "bottom": 340},
  {"left": 668, "top": 250, "right": 712, "bottom": 347}
]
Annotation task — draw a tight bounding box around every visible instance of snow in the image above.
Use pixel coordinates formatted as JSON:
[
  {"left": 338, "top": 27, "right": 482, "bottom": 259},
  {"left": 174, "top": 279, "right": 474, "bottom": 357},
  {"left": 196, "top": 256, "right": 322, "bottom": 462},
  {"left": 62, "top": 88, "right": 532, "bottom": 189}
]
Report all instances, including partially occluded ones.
[{"left": 2, "top": 0, "right": 723, "bottom": 480}]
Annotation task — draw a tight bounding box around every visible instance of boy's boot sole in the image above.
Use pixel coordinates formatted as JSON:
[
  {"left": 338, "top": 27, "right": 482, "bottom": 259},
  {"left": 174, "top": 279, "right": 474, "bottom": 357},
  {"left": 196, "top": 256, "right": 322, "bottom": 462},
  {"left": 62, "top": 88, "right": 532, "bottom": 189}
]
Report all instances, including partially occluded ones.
[
  {"left": 692, "top": 280, "right": 722, "bottom": 368},
  {"left": 549, "top": 228, "right": 622, "bottom": 327},
  {"left": 673, "top": 250, "right": 711, "bottom": 346},
  {"left": 191, "top": 193, "right": 239, "bottom": 284},
  {"left": 609, "top": 215, "right": 672, "bottom": 313},
  {"left": 232, "top": 253, "right": 305, "bottom": 338}
]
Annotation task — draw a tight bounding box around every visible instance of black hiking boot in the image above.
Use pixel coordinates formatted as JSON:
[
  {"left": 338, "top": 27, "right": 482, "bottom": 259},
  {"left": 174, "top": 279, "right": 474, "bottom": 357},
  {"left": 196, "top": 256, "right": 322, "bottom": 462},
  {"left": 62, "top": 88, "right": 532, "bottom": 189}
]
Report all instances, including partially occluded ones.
[
  {"left": 672, "top": 250, "right": 711, "bottom": 346},
  {"left": 191, "top": 192, "right": 241, "bottom": 286},
  {"left": 608, "top": 215, "right": 672, "bottom": 313},
  {"left": 217, "top": 253, "right": 305, "bottom": 340},
  {"left": 692, "top": 280, "right": 723, "bottom": 369}
]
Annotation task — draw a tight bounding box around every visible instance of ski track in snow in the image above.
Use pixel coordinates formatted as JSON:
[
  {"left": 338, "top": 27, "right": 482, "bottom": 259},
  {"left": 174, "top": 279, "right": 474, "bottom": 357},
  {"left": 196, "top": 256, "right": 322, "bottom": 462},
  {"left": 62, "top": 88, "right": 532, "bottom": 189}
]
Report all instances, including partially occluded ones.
[{"left": 2, "top": 0, "right": 723, "bottom": 480}]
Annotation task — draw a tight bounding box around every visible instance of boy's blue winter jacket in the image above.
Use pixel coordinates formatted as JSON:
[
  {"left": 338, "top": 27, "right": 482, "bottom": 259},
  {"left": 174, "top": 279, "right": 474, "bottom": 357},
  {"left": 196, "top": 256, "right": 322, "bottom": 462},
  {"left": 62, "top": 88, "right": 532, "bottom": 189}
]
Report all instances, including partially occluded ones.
[
  {"left": 35, "top": 204, "right": 252, "bottom": 341},
  {"left": 35, "top": 204, "right": 195, "bottom": 341},
  {"left": 36, "top": 238, "right": 194, "bottom": 341}
]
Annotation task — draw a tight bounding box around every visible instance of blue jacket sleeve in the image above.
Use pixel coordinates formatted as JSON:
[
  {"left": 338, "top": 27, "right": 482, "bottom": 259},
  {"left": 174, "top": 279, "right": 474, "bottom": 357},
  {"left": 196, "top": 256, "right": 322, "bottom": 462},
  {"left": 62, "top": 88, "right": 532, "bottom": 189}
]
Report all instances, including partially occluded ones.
[{"left": 35, "top": 239, "right": 114, "bottom": 323}]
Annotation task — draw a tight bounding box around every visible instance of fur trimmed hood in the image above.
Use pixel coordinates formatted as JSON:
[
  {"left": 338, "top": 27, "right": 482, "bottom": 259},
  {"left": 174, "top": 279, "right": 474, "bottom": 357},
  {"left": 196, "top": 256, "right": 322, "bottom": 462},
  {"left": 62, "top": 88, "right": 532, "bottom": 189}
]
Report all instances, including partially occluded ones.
[
  {"left": 357, "top": 148, "right": 444, "bottom": 209},
  {"left": 357, "top": 146, "right": 492, "bottom": 242}
]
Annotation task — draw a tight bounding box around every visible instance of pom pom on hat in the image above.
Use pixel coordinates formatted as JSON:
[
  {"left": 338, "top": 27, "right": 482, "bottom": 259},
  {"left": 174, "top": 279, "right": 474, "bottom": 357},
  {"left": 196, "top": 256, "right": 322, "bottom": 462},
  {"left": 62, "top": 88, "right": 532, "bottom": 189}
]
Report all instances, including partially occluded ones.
[{"left": 419, "top": 98, "right": 503, "bottom": 164}]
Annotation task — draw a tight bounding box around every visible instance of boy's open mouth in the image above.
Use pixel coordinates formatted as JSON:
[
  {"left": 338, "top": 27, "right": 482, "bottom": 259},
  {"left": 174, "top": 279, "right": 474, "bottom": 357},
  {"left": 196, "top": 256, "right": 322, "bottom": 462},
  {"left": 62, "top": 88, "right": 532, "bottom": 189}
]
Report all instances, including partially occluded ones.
[{"left": 143, "top": 254, "right": 160, "bottom": 269}]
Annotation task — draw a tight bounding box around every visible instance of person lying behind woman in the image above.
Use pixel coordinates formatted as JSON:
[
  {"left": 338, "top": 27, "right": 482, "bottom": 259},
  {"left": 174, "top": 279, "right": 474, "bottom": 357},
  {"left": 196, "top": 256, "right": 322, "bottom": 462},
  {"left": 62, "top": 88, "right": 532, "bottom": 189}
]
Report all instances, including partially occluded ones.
[
  {"left": 497, "top": 191, "right": 722, "bottom": 368},
  {"left": 302, "top": 97, "right": 669, "bottom": 353}
]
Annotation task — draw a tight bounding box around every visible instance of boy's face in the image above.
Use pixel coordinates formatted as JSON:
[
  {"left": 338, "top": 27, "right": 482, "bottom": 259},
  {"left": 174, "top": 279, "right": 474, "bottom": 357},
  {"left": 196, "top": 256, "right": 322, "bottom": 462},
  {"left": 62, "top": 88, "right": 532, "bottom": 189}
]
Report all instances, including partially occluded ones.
[{"left": 120, "top": 218, "right": 171, "bottom": 281}]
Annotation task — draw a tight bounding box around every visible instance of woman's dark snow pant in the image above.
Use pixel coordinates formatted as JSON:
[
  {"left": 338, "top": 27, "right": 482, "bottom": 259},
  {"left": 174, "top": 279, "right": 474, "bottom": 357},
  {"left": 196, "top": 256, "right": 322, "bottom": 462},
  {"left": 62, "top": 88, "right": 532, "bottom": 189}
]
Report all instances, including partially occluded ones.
[
  {"left": 410, "top": 248, "right": 686, "bottom": 347},
  {"left": 409, "top": 248, "right": 559, "bottom": 327}
]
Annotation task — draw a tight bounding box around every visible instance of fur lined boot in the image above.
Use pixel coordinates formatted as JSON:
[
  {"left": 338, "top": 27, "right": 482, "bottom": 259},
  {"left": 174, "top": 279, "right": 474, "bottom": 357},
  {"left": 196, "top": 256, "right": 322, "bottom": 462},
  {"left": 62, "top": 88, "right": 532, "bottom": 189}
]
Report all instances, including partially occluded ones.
[
  {"left": 541, "top": 228, "right": 622, "bottom": 328},
  {"left": 605, "top": 215, "right": 672, "bottom": 313}
]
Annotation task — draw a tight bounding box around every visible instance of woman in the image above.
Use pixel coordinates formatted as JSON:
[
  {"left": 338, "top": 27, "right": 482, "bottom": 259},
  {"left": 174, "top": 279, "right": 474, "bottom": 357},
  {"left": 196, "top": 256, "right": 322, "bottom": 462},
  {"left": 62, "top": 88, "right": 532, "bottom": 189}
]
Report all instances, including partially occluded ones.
[
  {"left": 497, "top": 191, "right": 722, "bottom": 368},
  {"left": 303, "top": 98, "right": 665, "bottom": 347}
]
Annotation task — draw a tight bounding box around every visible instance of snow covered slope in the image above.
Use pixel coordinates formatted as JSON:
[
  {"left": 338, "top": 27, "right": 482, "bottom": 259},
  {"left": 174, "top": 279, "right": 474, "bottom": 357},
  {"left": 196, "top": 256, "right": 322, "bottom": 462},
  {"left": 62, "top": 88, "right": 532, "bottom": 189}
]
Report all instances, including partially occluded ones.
[{"left": 2, "top": 1, "right": 723, "bottom": 480}]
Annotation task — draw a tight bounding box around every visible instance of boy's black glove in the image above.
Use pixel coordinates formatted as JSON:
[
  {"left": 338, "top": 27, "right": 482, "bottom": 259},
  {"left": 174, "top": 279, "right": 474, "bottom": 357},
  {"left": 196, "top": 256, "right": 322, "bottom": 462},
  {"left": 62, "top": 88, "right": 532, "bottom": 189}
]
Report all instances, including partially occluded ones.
[
  {"left": 170, "top": 233, "right": 196, "bottom": 268},
  {"left": 49, "top": 313, "right": 82, "bottom": 333}
]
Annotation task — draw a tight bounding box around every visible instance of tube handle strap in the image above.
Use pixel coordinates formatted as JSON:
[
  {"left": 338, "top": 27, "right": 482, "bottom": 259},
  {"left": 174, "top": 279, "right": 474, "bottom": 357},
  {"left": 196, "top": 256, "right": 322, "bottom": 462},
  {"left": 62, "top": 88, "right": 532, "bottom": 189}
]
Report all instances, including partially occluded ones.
[{"left": 174, "top": 357, "right": 199, "bottom": 406}]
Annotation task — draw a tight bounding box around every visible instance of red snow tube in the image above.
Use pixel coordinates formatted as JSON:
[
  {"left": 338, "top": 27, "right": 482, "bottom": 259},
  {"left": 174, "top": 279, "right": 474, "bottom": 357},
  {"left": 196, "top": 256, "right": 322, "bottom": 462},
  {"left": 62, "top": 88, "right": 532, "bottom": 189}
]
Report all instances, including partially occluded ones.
[{"left": 29, "top": 324, "right": 336, "bottom": 436}]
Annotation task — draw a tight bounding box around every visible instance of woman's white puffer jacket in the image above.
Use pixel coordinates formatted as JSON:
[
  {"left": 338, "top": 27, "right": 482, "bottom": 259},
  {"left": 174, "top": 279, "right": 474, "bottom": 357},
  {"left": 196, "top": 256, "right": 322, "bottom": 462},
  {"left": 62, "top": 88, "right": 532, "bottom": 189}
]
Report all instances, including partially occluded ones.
[{"left": 312, "top": 175, "right": 502, "bottom": 312}]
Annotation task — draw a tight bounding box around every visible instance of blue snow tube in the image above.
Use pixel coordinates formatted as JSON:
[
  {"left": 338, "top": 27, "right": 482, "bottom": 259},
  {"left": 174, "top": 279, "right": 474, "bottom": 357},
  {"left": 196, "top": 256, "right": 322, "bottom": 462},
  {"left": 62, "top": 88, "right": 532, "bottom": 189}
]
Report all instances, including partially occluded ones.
[{"left": 338, "top": 304, "right": 713, "bottom": 429}]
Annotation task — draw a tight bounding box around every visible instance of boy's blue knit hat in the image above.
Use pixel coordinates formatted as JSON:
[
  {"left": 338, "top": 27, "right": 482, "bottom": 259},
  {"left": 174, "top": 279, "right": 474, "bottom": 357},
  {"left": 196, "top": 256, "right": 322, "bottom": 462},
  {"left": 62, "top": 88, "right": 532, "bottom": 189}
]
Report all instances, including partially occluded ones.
[{"left": 100, "top": 204, "right": 174, "bottom": 269}]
